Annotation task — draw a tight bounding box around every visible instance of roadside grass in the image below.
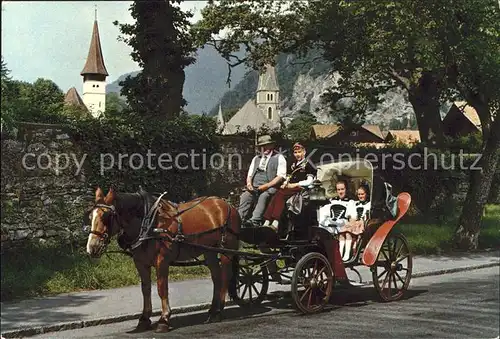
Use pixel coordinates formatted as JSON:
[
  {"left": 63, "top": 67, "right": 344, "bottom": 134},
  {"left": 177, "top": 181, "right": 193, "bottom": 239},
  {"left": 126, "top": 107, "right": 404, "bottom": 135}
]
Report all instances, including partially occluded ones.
[
  {"left": 1, "top": 240, "right": 210, "bottom": 302},
  {"left": 1, "top": 205, "right": 498, "bottom": 302},
  {"left": 399, "top": 204, "right": 500, "bottom": 255}
]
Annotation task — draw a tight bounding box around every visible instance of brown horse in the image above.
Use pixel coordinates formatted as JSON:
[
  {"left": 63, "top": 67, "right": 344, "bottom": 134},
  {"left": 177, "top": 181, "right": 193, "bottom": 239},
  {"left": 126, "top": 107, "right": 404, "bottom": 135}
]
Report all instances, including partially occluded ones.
[{"left": 85, "top": 187, "right": 241, "bottom": 333}]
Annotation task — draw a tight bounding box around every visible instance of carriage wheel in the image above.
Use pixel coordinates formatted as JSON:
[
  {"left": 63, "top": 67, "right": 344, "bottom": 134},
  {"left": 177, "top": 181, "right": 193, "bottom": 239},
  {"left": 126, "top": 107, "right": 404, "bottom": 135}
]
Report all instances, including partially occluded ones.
[
  {"left": 347, "top": 267, "right": 363, "bottom": 285},
  {"left": 371, "top": 232, "right": 412, "bottom": 302},
  {"left": 228, "top": 256, "right": 269, "bottom": 308},
  {"left": 291, "top": 252, "right": 334, "bottom": 314}
]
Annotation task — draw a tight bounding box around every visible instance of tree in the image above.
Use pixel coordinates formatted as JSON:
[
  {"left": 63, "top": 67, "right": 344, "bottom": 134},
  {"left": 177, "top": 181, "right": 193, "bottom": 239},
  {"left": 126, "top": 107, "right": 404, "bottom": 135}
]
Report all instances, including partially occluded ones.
[
  {"left": 29, "top": 78, "right": 64, "bottom": 116},
  {"left": 194, "top": 0, "right": 500, "bottom": 250},
  {"left": 1, "top": 57, "right": 15, "bottom": 131},
  {"left": 285, "top": 110, "right": 318, "bottom": 141},
  {"left": 192, "top": 0, "right": 450, "bottom": 145},
  {"left": 1, "top": 66, "right": 65, "bottom": 125},
  {"left": 388, "top": 116, "right": 418, "bottom": 130},
  {"left": 11, "top": 78, "right": 65, "bottom": 123},
  {"left": 438, "top": 0, "right": 500, "bottom": 249},
  {"left": 104, "top": 93, "right": 129, "bottom": 119},
  {"left": 114, "top": 0, "right": 197, "bottom": 120}
]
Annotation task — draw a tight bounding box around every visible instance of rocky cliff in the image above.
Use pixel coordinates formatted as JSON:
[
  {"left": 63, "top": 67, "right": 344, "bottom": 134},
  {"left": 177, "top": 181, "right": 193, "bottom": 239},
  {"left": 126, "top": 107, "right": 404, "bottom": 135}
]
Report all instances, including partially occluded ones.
[{"left": 212, "top": 52, "right": 421, "bottom": 127}]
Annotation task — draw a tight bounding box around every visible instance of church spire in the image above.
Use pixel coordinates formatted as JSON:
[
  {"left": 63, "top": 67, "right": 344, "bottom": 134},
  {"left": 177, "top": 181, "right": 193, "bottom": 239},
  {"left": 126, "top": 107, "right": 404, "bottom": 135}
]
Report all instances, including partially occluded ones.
[
  {"left": 216, "top": 102, "right": 225, "bottom": 132},
  {"left": 257, "top": 64, "right": 279, "bottom": 92},
  {"left": 80, "top": 12, "right": 108, "bottom": 77}
]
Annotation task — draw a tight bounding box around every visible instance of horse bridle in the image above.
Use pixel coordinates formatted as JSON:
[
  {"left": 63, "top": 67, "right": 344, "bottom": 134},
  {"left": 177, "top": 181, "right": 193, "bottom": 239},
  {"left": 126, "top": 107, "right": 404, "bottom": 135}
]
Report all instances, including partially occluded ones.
[{"left": 84, "top": 203, "right": 119, "bottom": 244}]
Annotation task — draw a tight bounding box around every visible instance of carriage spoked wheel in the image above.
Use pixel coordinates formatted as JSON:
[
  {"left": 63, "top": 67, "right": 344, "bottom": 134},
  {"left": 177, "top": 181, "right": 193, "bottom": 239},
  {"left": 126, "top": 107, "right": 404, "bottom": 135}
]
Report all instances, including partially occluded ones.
[
  {"left": 371, "top": 232, "right": 412, "bottom": 302},
  {"left": 228, "top": 256, "right": 269, "bottom": 308},
  {"left": 291, "top": 252, "right": 334, "bottom": 314},
  {"left": 347, "top": 267, "right": 363, "bottom": 285}
]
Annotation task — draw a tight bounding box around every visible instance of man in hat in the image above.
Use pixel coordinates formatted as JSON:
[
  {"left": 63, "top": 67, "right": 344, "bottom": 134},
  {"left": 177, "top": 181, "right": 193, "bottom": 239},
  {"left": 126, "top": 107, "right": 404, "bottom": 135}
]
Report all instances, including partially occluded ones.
[{"left": 238, "top": 134, "right": 287, "bottom": 227}]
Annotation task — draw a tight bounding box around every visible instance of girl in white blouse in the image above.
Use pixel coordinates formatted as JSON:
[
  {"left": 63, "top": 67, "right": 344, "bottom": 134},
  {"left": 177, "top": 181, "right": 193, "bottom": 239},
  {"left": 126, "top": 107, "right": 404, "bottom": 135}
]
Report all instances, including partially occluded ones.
[
  {"left": 317, "top": 180, "right": 354, "bottom": 231},
  {"left": 341, "top": 184, "right": 371, "bottom": 260}
]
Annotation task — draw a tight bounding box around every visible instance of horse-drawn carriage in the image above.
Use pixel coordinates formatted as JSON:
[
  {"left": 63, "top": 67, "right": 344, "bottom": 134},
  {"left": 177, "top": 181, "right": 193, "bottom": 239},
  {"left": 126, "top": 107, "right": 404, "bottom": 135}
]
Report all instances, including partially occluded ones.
[
  {"left": 84, "top": 159, "right": 412, "bottom": 332},
  {"left": 228, "top": 159, "right": 412, "bottom": 314}
]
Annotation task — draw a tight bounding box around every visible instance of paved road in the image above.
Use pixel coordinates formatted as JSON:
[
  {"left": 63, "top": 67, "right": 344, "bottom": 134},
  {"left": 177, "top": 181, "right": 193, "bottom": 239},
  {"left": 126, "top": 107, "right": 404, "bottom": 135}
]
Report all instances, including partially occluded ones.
[
  {"left": 3, "top": 252, "right": 498, "bottom": 335},
  {"left": 31, "top": 267, "right": 499, "bottom": 339}
]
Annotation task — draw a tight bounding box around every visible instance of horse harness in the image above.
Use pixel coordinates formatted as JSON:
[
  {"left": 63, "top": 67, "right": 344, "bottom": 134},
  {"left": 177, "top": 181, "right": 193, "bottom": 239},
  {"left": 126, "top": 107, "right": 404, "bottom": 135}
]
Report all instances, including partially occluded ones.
[
  {"left": 148, "top": 195, "right": 238, "bottom": 248},
  {"left": 85, "top": 192, "right": 238, "bottom": 255}
]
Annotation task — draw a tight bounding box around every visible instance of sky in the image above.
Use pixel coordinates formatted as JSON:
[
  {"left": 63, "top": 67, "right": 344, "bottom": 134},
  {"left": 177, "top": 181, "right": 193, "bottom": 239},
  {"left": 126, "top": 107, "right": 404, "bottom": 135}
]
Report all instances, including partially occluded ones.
[{"left": 1, "top": 1, "right": 208, "bottom": 93}]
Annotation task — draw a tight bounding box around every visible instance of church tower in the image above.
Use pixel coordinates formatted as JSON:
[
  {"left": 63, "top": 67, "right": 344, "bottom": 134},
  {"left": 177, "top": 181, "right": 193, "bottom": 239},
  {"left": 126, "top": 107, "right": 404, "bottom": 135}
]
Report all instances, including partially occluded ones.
[
  {"left": 80, "top": 9, "right": 108, "bottom": 118},
  {"left": 256, "top": 64, "right": 280, "bottom": 124}
]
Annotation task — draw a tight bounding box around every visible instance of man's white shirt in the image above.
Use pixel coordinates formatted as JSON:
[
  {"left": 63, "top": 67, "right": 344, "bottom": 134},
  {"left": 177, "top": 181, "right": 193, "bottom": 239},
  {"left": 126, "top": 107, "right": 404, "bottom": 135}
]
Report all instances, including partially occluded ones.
[{"left": 247, "top": 152, "right": 287, "bottom": 180}]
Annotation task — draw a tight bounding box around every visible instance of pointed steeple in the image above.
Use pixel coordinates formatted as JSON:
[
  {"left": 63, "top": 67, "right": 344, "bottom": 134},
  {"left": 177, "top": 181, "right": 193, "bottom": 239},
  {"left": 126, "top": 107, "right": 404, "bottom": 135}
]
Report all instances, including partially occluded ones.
[
  {"left": 216, "top": 102, "right": 225, "bottom": 132},
  {"left": 257, "top": 64, "right": 279, "bottom": 92},
  {"left": 81, "top": 16, "right": 108, "bottom": 77}
]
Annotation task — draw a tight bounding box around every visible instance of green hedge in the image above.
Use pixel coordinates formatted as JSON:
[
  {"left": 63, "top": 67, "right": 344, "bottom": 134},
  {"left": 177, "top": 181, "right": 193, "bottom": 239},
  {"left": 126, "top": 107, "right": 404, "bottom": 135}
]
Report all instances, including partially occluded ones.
[{"left": 65, "top": 113, "right": 220, "bottom": 201}]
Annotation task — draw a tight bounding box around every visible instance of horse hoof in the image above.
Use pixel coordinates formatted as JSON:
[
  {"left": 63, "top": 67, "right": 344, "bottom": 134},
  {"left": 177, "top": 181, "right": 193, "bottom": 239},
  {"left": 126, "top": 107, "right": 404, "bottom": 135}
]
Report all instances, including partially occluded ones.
[
  {"left": 136, "top": 318, "right": 152, "bottom": 331},
  {"left": 155, "top": 323, "right": 170, "bottom": 333}
]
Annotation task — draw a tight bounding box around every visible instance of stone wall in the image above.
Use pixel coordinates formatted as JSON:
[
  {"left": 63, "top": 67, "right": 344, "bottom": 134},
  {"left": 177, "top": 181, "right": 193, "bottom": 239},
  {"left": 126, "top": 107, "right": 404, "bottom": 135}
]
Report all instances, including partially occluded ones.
[
  {"left": 0, "top": 124, "right": 257, "bottom": 250},
  {"left": 1, "top": 123, "right": 93, "bottom": 250}
]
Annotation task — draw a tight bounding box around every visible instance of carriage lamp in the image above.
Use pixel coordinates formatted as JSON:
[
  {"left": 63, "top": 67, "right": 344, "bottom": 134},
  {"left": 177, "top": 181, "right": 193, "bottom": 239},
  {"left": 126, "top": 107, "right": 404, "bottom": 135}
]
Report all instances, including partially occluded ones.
[{"left": 309, "top": 180, "right": 327, "bottom": 201}]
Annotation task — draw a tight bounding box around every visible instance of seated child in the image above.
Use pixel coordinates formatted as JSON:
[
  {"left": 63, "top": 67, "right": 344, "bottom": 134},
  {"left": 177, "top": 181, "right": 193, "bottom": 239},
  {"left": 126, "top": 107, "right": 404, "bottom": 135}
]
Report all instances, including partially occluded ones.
[
  {"left": 317, "top": 180, "right": 354, "bottom": 235},
  {"left": 340, "top": 184, "right": 371, "bottom": 260}
]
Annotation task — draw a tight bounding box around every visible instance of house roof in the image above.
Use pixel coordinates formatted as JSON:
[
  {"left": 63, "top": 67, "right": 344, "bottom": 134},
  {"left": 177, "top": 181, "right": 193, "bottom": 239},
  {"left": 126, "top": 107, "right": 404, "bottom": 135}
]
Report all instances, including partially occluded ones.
[
  {"left": 361, "top": 125, "right": 385, "bottom": 140},
  {"left": 387, "top": 130, "right": 421, "bottom": 144},
  {"left": 222, "top": 99, "right": 279, "bottom": 135},
  {"left": 324, "top": 124, "right": 385, "bottom": 140},
  {"left": 81, "top": 20, "right": 109, "bottom": 76},
  {"left": 310, "top": 124, "right": 340, "bottom": 139},
  {"left": 257, "top": 64, "right": 279, "bottom": 92},
  {"left": 453, "top": 101, "right": 481, "bottom": 130},
  {"left": 64, "top": 87, "right": 87, "bottom": 109}
]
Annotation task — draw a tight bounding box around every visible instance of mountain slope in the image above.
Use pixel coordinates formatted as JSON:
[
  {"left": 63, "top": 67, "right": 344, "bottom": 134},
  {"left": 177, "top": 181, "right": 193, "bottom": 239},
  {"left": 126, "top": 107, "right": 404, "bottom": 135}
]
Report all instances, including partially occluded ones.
[
  {"left": 106, "top": 44, "right": 247, "bottom": 115},
  {"left": 209, "top": 50, "right": 416, "bottom": 127}
]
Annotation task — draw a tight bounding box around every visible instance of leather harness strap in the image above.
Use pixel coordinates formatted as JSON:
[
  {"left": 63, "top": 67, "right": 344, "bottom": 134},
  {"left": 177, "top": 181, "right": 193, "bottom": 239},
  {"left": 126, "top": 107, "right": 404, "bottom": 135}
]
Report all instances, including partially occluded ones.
[
  {"left": 85, "top": 193, "right": 238, "bottom": 256},
  {"left": 152, "top": 196, "right": 237, "bottom": 245}
]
